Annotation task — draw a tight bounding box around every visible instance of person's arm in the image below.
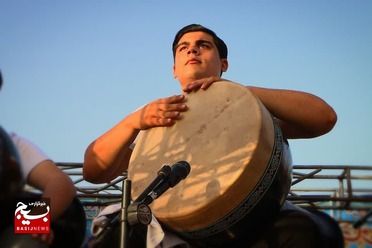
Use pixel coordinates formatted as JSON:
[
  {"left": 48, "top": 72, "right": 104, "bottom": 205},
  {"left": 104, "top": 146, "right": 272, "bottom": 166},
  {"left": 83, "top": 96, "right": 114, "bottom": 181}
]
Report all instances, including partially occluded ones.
[
  {"left": 83, "top": 94, "right": 188, "bottom": 183},
  {"left": 247, "top": 86, "right": 337, "bottom": 139},
  {"left": 27, "top": 160, "right": 76, "bottom": 221},
  {"left": 83, "top": 117, "right": 140, "bottom": 184},
  {"left": 27, "top": 160, "right": 76, "bottom": 246},
  {"left": 11, "top": 133, "right": 77, "bottom": 245}
]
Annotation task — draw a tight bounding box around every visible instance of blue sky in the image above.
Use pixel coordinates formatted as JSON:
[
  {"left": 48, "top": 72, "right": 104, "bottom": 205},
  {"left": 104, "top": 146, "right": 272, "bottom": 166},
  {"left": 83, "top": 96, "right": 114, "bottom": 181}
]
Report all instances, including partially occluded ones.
[{"left": 1, "top": 0, "right": 371, "bottom": 168}]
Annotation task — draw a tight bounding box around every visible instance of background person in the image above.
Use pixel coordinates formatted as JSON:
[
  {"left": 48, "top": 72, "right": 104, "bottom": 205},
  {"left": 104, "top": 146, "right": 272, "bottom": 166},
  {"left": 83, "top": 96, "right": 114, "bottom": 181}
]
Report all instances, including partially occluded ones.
[{"left": 0, "top": 70, "right": 78, "bottom": 247}]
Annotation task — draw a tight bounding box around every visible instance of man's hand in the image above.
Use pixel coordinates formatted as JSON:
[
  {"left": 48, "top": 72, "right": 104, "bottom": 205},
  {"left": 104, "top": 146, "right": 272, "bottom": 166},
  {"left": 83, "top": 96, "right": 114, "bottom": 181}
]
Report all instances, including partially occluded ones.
[
  {"left": 183, "top": 76, "right": 228, "bottom": 93},
  {"left": 134, "top": 94, "right": 188, "bottom": 130}
]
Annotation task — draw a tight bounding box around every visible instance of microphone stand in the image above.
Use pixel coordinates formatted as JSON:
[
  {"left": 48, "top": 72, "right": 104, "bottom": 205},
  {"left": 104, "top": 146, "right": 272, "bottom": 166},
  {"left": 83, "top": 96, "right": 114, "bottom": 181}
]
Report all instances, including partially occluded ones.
[
  {"left": 119, "top": 178, "right": 155, "bottom": 248},
  {"left": 95, "top": 178, "right": 152, "bottom": 248},
  {"left": 96, "top": 162, "right": 190, "bottom": 248},
  {"left": 119, "top": 179, "right": 131, "bottom": 248}
]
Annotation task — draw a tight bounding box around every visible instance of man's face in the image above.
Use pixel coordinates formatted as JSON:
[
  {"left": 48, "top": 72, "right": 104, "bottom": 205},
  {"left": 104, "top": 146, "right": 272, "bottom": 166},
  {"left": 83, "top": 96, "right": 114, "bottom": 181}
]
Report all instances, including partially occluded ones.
[{"left": 173, "top": 31, "right": 228, "bottom": 86}]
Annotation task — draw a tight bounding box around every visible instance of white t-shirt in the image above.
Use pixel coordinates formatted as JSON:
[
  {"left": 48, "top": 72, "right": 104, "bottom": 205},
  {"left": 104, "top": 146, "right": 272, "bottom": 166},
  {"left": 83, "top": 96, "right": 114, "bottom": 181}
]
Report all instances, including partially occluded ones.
[
  {"left": 129, "top": 130, "right": 143, "bottom": 150},
  {"left": 9, "top": 132, "right": 50, "bottom": 181}
]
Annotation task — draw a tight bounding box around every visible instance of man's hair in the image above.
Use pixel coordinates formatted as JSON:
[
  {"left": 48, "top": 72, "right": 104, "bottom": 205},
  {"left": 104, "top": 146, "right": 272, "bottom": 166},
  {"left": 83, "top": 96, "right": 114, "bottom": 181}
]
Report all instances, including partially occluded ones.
[{"left": 172, "top": 24, "right": 228, "bottom": 60}]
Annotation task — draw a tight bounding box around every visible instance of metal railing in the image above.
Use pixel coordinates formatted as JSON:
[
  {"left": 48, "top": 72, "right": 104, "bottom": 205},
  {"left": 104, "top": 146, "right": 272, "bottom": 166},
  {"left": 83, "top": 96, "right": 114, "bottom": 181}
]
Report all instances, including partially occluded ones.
[
  {"left": 289, "top": 165, "right": 372, "bottom": 210},
  {"left": 56, "top": 163, "right": 372, "bottom": 224}
]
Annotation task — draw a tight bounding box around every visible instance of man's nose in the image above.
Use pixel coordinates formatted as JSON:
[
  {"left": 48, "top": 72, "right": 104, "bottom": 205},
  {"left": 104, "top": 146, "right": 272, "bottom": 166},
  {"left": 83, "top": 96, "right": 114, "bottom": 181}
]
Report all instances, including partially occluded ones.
[{"left": 187, "top": 46, "right": 199, "bottom": 55}]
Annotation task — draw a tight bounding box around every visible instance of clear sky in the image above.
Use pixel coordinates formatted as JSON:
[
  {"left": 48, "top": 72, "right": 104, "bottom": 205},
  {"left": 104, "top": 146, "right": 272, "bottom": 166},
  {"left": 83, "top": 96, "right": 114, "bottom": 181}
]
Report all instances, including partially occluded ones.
[{"left": 1, "top": 0, "right": 371, "bottom": 168}]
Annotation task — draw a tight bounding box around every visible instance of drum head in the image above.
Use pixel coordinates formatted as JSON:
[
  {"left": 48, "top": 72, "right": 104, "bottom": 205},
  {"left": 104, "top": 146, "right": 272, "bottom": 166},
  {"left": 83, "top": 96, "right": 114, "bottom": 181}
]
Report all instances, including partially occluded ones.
[{"left": 128, "top": 81, "right": 278, "bottom": 232}]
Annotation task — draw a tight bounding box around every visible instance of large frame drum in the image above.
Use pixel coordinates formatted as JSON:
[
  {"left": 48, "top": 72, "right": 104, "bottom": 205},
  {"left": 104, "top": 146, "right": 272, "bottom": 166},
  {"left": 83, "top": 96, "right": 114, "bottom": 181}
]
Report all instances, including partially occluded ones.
[{"left": 128, "top": 81, "right": 292, "bottom": 247}]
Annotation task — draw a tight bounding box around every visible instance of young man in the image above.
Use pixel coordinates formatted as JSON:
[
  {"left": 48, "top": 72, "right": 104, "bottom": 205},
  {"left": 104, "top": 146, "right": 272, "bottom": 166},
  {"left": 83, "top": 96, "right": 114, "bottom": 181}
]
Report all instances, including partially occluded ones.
[{"left": 83, "top": 24, "right": 338, "bottom": 247}]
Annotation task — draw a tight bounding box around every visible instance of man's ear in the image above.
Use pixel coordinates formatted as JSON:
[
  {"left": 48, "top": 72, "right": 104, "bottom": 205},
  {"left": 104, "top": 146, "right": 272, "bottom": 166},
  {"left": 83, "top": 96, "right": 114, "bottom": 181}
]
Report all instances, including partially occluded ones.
[
  {"left": 173, "top": 65, "right": 177, "bottom": 78},
  {"left": 221, "top": 59, "right": 228, "bottom": 72}
]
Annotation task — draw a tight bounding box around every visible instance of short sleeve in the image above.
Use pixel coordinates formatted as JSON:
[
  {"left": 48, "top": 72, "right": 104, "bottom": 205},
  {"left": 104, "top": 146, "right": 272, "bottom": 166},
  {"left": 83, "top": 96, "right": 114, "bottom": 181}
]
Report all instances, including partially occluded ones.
[{"left": 10, "top": 133, "right": 50, "bottom": 181}]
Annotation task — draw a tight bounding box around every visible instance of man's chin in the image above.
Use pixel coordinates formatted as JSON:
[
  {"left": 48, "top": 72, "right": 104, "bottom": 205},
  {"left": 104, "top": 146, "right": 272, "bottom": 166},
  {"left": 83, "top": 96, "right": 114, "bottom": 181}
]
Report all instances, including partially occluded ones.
[{"left": 186, "top": 70, "right": 210, "bottom": 80}]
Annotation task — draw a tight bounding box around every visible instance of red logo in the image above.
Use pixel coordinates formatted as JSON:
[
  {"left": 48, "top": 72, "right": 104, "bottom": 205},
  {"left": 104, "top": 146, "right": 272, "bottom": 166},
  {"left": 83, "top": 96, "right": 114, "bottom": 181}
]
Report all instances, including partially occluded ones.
[{"left": 14, "top": 198, "right": 50, "bottom": 234}]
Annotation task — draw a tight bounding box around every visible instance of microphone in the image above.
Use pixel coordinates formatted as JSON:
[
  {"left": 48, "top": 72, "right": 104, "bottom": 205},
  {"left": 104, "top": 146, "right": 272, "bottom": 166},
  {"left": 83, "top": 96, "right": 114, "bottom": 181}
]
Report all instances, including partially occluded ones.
[
  {"left": 142, "top": 161, "right": 191, "bottom": 205},
  {"left": 134, "top": 165, "right": 172, "bottom": 203},
  {"left": 95, "top": 161, "right": 190, "bottom": 243}
]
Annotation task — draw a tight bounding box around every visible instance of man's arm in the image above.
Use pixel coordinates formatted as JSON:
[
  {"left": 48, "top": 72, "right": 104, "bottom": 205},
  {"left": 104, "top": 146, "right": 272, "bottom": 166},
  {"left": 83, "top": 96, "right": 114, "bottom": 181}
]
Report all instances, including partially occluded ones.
[
  {"left": 247, "top": 86, "right": 337, "bottom": 139},
  {"left": 83, "top": 118, "right": 139, "bottom": 184},
  {"left": 27, "top": 159, "right": 76, "bottom": 245},
  {"left": 83, "top": 94, "right": 188, "bottom": 183},
  {"left": 27, "top": 160, "right": 76, "bottom": 221},
  {"left": 183, "top": 77, "right": 337, "bottom": 139}
]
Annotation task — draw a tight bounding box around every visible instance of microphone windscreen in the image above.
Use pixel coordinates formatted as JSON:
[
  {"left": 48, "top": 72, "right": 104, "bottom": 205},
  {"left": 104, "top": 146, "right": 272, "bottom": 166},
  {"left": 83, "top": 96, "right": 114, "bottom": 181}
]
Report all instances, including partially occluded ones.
[{"left": 169, "top": 161, "right": 191, "bottom": 186}]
